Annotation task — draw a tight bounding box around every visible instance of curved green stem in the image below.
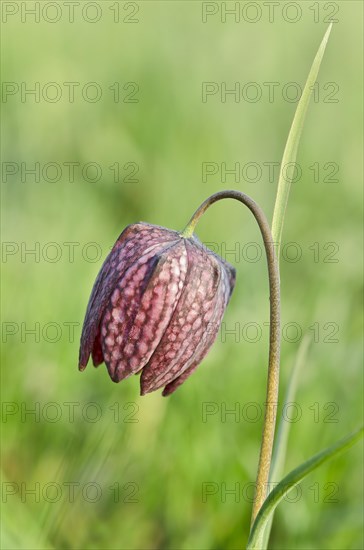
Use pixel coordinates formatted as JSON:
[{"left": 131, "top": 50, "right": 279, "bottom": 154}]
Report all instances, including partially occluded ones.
[{"left": 182, "top": 190, "right": 281, "bottom": 525}]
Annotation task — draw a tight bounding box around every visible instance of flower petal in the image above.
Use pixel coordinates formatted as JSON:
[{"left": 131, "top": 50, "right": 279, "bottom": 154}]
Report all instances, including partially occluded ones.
[
  {"left": 91, "top": 326, "right": 103, "bottom": 366},
  {"left": 162, "top": 261, "right": 232, "bottom": 396},
  {"left": 101, "top": 239, "right": 188, "bottom": 382},
  {"left": 79, "top": 223, "right": 180, "bottom": 370},
  {"left": 140, "top": 239, "right": 225, "bottom": 394}
]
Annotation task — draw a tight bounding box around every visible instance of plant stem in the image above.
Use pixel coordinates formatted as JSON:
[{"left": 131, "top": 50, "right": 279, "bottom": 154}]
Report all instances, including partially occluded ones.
[
  {"left": 261, "top": 333, "right": 312, "bottom": 548},
  {"left": 182, "top": 190, "right": 281, "bottom": 524},
  {"left": 247, "top": 426, "right": 364, "bottom": 549}
]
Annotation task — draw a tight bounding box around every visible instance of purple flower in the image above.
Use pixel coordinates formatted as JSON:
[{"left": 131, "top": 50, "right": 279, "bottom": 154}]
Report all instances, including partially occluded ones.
[{"left": 79, "top": 222, "right": 235, "bottom": 396}]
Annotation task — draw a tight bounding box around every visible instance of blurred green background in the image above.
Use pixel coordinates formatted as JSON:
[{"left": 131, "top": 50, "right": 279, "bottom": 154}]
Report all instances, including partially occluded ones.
[{"left": 1, "top": 1, "right": 363, "bottom": 548}]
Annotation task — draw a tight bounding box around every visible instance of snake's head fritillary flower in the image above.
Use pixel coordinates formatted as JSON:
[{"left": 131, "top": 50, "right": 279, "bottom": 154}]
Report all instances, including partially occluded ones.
[{"left": 79, "top": 222, "right": 235, "bottom": 395}]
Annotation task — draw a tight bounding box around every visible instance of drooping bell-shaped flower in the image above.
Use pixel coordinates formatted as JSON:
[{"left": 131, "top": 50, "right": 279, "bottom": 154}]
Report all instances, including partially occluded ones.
[{"left": 79, "top": 222, "right": 235, "bottom": 395}]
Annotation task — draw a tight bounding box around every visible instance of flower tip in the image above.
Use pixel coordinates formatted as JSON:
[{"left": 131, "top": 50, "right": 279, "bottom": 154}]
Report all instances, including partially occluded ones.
[
  {"left": 161, "top": 384, "right": 176, "bottom": 397},
  {"left": 108, "top": 368, "right": 123, "bottom": 383},
  {"left": 141, "top": 383, "right": 169, "bottom": 397},
  {"left": 140, "top": 382, "right": 152, "bottom": 396}
]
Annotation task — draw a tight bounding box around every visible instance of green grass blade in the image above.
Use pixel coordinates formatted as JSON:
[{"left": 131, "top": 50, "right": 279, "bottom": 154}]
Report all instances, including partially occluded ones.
[
  {"left": 247, "top": 427, "right": 364, "bottom": 549},
  {"left": 260, "top": 334, "right": 312, "bottom": 547},
  {"left": 271, "top": 23, "right": 333, "bottom": 252}
]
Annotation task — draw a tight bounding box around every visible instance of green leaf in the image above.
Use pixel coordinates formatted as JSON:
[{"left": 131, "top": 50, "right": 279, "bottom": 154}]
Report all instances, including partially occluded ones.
[
  {"left": 261, "top": 334, "right": 312, "bottom": 547},
  {"left": 271, "top": 23, "right": 333, "bottom": 253},
  {"left": 247, "top": 427, "right": 364, "bottom": 549}
]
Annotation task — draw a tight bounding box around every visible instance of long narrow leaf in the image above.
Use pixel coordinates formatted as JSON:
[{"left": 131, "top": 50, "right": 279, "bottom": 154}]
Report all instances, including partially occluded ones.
[
  {"left": 271, "top": 23, "right": 333, "bottom": 252},
  {"left": 247, "top": 427, "right": 363, "bottom": 549}
]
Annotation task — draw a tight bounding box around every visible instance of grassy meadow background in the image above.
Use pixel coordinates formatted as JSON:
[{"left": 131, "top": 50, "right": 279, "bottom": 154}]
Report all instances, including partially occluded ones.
[{"left": 1, "top": 1, "right": 363, "bottom": 548}]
